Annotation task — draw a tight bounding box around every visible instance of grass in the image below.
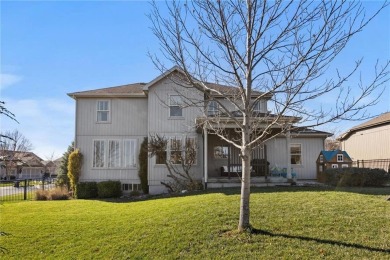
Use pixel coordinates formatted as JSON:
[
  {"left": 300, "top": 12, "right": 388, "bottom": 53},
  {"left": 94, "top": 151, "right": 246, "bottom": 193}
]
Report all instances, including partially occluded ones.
[{"left": 1, "top": 186, "right": 389, "bottom": 259}]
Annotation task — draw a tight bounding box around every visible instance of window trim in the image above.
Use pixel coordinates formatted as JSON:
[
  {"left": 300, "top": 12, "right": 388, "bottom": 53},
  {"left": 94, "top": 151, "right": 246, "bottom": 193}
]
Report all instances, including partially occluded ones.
[
  {"left": 93, "top": 140, "right": 106, "bottom": 168},
  {"left": 290, "top": 143, "right": 302, "bottom": 165},
  {"left": 319, "top": 155, "right": 323, "bottom": 163},
  {"left": 108, "top": 139, "right": 121, "bottom": 168},
  {"left": 253, "top": 100, "right": 261, "bottom": 112},
  {"left": 169, "top": 95, "right": 183, "bottom": 117},
  {"left": 184, "top": 137, "right": 197, "bottom": 165},
  {"left": 337, "top": 154, "right": 343, "bottom": 162},
  {"left": 96, "top": 100, "right": 111, "bottom": 123},
  {"left": 124, "top": 139, "right": 137, "bottom": 168},
  {"left": 169, "top": 137, "right": 183, "bottom": 165},
  {"left": 332, "top": 164, "right": 339, "bottom": 169},
  {"left": 207, "top": 100, "right": 219, "bottom": 116},
  {"left": 214, "top": 145, "right": 229, "bottom": 159}
]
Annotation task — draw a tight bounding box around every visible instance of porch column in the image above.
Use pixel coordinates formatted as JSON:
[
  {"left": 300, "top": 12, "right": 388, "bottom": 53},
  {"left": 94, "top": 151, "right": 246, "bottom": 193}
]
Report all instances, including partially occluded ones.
[
  {"left": 286, "top": 130, "right": 292, "bottom": 180},
  {"left": 203, "top": 126, "right": 208, "bottom": 188}
]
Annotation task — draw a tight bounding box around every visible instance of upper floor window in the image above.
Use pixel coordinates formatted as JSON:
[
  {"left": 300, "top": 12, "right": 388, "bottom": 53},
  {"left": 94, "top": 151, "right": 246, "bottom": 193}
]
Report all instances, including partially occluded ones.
[
  {"left": 253, "top": 101, "right": 261, "bottom": 112},
  {"left": 169, "top": 95, "right": 183, "bottom": 117},
  {"left": 207, "top": 100, "right": 219, "bottom": 116},
  {"left": 319, "top": 155, "right": 323, "bottom": 163},
  {"left": 97, "top": 100, "right": 110, "bottom": 123},
  {"left": 290, "top": 143, "right": 302, "bottom": 165},
  {"left": 337, "top": 154, "right": 343, "bottom": 162}
]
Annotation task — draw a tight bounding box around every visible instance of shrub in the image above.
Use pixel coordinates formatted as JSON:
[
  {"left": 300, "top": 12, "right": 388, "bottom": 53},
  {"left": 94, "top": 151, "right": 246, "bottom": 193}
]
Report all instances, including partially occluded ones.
[
  {"left": 67, "top": 149, "right": 83, "bottom": 195},
  {"left": 97, "top": 181, "right": 122, "bottom": 198},
  {"left": 318, "top": 167, "right": 390, "bottom": 187},
  {"left": 76, "top": 182, "right": 98, "bottom": 199},
  {"left": 138, "top": 137, "right": 149, "bottom": 194},
  {"left": 35, "top": 188, "right": 70, "bottom": 200},
  {"left": 48, "top": 188, "right": 70, "bottom": 200},
  {"left": 35, "top": 190, "right": 49, "bottom": 200}
]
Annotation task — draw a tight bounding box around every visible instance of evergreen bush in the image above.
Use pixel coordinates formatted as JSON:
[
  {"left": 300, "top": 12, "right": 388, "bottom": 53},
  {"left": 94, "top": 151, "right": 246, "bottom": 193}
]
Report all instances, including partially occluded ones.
[
  {"left": 138, "top": 137, "right": 149, "bottom": 194},
  {"left": 76, "top": 182, "right": 98, "bottom": 199},
  {"left": 67, "top": 149, "right": 83, "bottom": 196},
  {"left": 97, "top": 181, "right": 122, "bottom": 198},
  {"left": 318, "top": 167, "right": 390, "bottom": 187}
]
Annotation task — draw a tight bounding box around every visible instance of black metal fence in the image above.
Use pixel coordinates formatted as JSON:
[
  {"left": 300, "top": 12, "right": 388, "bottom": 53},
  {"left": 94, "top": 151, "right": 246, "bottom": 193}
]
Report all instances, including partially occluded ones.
[
  {"left": 0, "top": 178, "right": 56, "bottom": 201},
  {"left": 352, "top": 159, "right": 390, "bottom": 173}
]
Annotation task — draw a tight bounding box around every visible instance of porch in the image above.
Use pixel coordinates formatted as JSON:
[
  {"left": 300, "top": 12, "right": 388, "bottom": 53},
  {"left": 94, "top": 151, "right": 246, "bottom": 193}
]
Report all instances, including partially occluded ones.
[{"left": 203, "top": 129, "right": 296, "bottom": 185}]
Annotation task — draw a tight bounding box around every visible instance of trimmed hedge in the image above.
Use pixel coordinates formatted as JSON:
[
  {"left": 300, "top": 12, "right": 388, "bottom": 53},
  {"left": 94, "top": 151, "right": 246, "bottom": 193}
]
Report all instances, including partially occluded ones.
[
  {"left": 76, "top": 182, "right": 98, "bottom": 199},
  {"left": 97, "top": 181, "right": 122, "bottom": 198},
  {"left": 318, "top": 167, "right": 390, "bottom": 187}
]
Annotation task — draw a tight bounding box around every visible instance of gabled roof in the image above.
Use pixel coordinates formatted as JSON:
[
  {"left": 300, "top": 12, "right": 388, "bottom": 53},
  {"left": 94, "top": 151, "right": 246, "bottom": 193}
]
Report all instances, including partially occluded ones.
[
  {"left": 0, "top": 151, "right": 45, "bottom": 167},
  {"left": 320, "top": 150, "right": 351, "bottom": 161},
  {"left": 69, "top": 66, "right": 273, "bottom": 99},
  {"left": 68, "top": 83, "right": 147, "bottom": 99},
  {"left": 338, "top": 112, "right": 390, "bottom": 141}
]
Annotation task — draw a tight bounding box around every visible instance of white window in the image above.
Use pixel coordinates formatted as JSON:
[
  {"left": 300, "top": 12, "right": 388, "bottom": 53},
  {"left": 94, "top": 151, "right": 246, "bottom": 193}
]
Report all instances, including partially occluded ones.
[
  {"left": 337, "top": 154, "right": 343, "bottom": 162},
  {"left": 332, "top": 164, "right": 339, "bottom": 169},
  {"left": 97, "top": 100, "right": 110, "bottom": 122},
  {"left": 108, "top": 140, "right": 121, "bottom": 168},
  {"left": 184, "top": 137, "right": 197, "bottom": 165},
  {"left": 170, "top": 138, "right": 182, "bottom": 164},
  {"left": 169, "top": 95, "right": 183, "bottom": 117},
  {"left": 290, "top": 144, "right": 302, "bottom": 165},
  {"left": 342, "top": 164, "right": 349, "bottom": 168},
  {"left": 124, "top": 139, "right": 137, "bottom": 168},
  {"left": 93, "top": 140, "right": 105, "bottom": 168},
  {"left": 319, "top": 155, "right": 323, "bottom": 163},
  {"left": 253, "top": 101, "right": 261, "bottom": 112},
  {"left": 207, "top": 100, "right": 219, "bottom": 116},
  {"left": 319, "top": 165, "right": 323, "bottom": 172},
  {"left": 214, "top": 146, "right": 229, "bottom": 159}
]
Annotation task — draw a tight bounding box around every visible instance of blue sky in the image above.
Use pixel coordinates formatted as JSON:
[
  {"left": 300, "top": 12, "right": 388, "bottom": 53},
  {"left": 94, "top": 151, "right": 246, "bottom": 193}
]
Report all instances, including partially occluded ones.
[{"left": 1, "top": 1, "right": 389, "bottom": 159}]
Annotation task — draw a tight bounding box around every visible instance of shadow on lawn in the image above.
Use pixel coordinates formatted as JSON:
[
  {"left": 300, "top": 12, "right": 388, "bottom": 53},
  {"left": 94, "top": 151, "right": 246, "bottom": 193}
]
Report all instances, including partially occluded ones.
[{"left": 252, "top": 228, "right": 390, "bottom": 254}]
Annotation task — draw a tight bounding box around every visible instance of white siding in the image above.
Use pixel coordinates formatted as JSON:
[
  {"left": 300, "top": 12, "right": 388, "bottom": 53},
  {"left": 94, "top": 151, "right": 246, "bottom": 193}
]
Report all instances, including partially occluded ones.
[
  {"left": 77, "top": 135, "right": 145, "bottom": 183},
  {"left": 341, "top": 124, "right": 390, "bottom": 160},
  {"left": 147, "top": 77, "right": 204, "bottom": 193},
  {"left": 75, "top": 97, "right": 148, "bottom": 184},
  {"left": 265, "top": 136, "right": 325, "bottom": 179},
  {"left": 76, "top": 97, "right": 148, "bottom": 136}
]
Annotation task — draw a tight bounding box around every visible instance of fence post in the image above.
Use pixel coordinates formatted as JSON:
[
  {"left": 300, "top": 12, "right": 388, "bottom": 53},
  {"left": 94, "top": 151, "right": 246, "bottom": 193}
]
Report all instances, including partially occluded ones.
[
  {"left": 42, "top": 177, "right": 45, "bottom": 191},
  {"left": 357, "top": 160, "right": 359, "bottom": 168},
  {"left": 23, "top": 179, "right": 27, "bottom": 200}
]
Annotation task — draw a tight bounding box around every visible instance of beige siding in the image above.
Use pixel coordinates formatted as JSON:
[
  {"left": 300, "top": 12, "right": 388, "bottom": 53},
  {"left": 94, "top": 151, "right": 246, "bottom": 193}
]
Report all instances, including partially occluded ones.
[
  {"left": 147, "top": 78, "right": 204, "bottom": 193},
  {"left": 77, "top": 135, "right": 146, "bottom": 184},
  {"left": 74, "top": 97, "right": 148, "bottom": 185},
  {"left": 76, "top": 97, "right": 148, "bottom": 136},
  {"left": 341, "top": 124, "right": 390, "bottom": 160},
  {"left": 265, "top": 136, "right": 325, "bottom": 179}
]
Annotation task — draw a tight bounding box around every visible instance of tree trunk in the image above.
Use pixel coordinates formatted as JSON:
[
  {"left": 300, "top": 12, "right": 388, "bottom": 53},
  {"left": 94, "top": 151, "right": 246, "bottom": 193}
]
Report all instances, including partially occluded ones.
[{"left": 238, "top": 145, "right": 252, "bottom": 231}]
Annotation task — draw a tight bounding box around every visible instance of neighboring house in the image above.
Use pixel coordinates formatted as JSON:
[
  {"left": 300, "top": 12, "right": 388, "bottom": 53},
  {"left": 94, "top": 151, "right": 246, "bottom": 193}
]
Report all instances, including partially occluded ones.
[
  {"left": 42, "top": 158, "right": 62, "bottom": 177},
  {"left": 68, "top": 67, "right": 331, "bottom": 194},
  {"left": 338, "top": 112, "right": 390, "bottom": 160},
  {"left": 316, "top": 150, "right": 353, "bottom": 176},
  {"left": 0, "top": 151, "right": 45, "bottom": 179}
]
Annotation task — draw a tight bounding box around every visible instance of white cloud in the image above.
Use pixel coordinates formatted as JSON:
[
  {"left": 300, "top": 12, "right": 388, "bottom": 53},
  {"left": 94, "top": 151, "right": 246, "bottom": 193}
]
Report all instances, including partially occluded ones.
[
  {"left": 1, "top": 97, "right": 75, "bottom": 160},
  {"left": 0, "top": 73, "right": 23, "bottom": 90}
]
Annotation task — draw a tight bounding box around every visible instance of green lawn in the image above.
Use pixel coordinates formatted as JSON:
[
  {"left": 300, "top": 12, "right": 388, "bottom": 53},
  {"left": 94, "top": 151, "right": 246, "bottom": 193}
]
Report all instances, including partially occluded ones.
[{"left": 1, "top": 187, "right": 389, "bottom": 259}]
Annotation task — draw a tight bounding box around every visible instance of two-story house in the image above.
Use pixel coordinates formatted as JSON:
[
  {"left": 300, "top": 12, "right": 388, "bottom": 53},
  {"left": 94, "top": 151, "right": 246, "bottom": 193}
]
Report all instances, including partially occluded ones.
[{"left": 68, "top": 67, "right": 330, "bottom": 194}]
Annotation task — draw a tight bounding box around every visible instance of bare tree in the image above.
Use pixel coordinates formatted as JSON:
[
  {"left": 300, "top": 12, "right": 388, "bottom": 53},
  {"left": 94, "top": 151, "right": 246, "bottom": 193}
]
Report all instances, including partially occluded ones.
[
  {"left": 149, "top": 0, "right": 389, "bottom": 231},
  {"left": 0, "top": 101, "right": 18, "bottom": 140},
  {"left": 0, "top": 130, "right": 33, "bottom": 180},
  {"left": 148, "top": 135, "right": 201, "bottom": 192}
]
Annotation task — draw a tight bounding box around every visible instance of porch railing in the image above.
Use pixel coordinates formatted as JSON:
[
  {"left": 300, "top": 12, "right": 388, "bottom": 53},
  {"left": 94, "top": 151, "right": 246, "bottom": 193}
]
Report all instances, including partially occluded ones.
[{"left": 222, "top": 145, "right": 269, "bottom": 178}]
